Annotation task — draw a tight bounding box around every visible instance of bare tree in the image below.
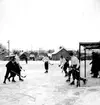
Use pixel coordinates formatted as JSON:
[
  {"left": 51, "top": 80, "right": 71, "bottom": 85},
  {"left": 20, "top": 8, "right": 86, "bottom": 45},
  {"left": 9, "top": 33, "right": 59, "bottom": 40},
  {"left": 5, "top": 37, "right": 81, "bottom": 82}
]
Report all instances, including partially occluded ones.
[{"left": 0, "top": 43, "right": 8, "bottom": 60}]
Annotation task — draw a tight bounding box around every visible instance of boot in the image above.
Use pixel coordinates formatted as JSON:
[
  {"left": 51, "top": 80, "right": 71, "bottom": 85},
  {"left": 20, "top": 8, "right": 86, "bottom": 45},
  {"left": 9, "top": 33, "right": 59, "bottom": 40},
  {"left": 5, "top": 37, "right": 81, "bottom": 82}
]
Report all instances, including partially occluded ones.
[
  {"left": 12, "top": 79, "right": 16, "bottom": 82},
  {"left": 19, "top": 77, "right": 24, "bottom": 81},
  {"left": 44, "top": 71, "right": 48, "bottom": 73},
  {"left": 66, "top": 78, "right": 70, "bottom": 82},
  {"left": 8, "top": 77, "right": 10, "bottom": 82},
  {"left": 65, "top": 74, "right": 68, "bottom": 77},
  {"left": 83, "top": 79, "right": 87, "bottom": 85},
  {"left": 19, "top": 78, "right": 24, "bottom": 81},
  {"left": 3, "top": 80, "right": 6, "bottom": 84},
  {"left": 76, "top": 80, "right": 80, "bottom": 87},
  {"left": 69, "top": 81, "right": 75, "bottom": 85},
  {"left": 3, "top": 78, "right": 6, "bottom": 84},
  {"left": 3, "top": 81, "right": 6, "bottom": 84},
  {"left": 12, "top": 77, "right": 16, "bottom": 82}
]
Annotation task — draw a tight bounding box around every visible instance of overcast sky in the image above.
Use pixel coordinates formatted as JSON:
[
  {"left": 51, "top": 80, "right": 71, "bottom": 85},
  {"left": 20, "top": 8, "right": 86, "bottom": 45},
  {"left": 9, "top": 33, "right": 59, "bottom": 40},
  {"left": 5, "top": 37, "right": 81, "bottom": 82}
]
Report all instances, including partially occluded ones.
[{"left": 0, "top": 0, "right": 100, "bottom": 51}]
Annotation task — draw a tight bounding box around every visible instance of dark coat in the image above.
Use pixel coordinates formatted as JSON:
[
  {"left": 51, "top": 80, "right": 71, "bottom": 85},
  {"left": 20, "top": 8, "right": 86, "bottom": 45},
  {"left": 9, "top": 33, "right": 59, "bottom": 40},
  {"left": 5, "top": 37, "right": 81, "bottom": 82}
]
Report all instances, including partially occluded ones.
[
  {"left": 6, "top": 61, "right": 16, "bottom": 72},
  {"left": 6, "top": 61, "right": 17, "bottom": 77},
  {"left": 6, "top": 61, "right": 21, "bottom": 77}
]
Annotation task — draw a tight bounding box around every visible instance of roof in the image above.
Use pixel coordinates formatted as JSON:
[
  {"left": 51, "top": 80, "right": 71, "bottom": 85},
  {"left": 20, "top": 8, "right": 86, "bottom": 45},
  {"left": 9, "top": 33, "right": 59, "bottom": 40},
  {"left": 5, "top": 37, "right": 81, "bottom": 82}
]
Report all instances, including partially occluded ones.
[
  {"left": 52, "top": 48, "right": 67, "bottom": 55},
  {"left": 79, "top": 42, "right": 100, "bottom": 49}
]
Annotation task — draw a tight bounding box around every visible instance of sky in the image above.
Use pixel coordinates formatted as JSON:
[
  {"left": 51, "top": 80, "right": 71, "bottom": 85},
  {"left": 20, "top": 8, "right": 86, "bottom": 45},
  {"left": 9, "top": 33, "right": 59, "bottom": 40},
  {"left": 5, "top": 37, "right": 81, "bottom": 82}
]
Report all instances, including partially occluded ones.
[{"left": 0, "top": 0, "right": 100, "bottom": 51}]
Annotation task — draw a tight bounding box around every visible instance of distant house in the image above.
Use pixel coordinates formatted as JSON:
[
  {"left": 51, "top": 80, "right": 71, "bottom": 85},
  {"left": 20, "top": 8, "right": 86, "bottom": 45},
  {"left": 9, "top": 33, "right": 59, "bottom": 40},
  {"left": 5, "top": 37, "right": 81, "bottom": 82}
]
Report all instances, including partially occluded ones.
[
  {"left": 29, "top": 54, "right": 35, "bottom": 61},
  {"left": 20, "top": 52, "right": 29, "bottom": 60},
  {"left": 52, "top": 48, "right": 70, "bottom": 60}
]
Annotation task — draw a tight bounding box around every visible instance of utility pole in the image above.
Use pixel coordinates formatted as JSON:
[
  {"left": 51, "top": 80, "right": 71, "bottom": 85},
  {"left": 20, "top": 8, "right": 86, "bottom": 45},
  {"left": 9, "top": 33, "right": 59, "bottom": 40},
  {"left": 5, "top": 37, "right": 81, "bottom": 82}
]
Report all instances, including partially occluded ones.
[{"left": 7, "top": 40, "right": 10, "bottom": 57}]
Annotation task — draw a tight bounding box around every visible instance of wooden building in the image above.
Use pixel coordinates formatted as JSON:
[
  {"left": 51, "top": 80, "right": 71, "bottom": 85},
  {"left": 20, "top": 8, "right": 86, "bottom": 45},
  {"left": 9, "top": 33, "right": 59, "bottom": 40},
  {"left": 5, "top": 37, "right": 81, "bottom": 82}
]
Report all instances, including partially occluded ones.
[{"left": 52, "top": 48, "right": 70, "bottom": 60}]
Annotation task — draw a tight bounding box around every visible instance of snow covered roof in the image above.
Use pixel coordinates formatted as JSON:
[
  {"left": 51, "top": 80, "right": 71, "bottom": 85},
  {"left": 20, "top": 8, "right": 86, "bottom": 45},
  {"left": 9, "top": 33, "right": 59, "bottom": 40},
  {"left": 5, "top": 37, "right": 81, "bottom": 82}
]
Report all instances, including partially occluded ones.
[
  {"left": 52, "top": 47, "right": 67, "bottom": 55},
  {"left": 20, "top": 52, "right": 24, "bottom": 55}
]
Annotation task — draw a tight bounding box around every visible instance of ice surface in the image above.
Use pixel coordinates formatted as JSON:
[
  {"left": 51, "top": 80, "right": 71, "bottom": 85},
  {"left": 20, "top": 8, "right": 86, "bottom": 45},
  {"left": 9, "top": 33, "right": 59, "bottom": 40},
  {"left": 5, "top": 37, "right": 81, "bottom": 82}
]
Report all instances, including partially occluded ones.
[{"left": 0, "top": 61, "right": 99, "bottom": 105}]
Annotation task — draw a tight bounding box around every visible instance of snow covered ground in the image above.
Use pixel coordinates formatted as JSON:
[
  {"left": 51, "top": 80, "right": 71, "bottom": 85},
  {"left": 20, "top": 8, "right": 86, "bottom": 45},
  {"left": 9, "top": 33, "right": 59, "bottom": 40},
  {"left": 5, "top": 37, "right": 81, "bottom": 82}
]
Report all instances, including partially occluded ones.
[{"left": 0, "top": 61, "right": 100, "bottom": 105}]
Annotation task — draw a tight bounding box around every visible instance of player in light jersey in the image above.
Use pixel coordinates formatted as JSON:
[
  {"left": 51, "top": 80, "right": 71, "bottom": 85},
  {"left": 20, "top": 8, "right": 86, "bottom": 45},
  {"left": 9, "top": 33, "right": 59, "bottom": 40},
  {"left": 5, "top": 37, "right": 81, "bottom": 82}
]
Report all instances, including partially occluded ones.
[
  {"left": 59, "top": 55, "right": 69, "bottom": 77},
  {"left": 42, "top": 55, "right": 52, "bottom": 73}
]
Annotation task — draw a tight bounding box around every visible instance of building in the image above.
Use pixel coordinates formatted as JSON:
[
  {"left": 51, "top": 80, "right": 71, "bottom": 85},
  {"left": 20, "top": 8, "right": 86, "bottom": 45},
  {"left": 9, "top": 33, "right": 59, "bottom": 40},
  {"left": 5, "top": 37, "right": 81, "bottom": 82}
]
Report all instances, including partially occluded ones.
[
  {"left": 29, "top": 54, "right": 35, "bottom": 61},
  {"left": 52, "top": 48, "right": 70, "bottom": 60}
]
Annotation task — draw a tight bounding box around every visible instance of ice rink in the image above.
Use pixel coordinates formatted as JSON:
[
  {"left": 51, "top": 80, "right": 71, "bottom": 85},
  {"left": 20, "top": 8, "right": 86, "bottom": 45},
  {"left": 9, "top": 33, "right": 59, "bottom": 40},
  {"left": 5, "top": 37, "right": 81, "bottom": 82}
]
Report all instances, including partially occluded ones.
[{"left": 0, "top": 61, "right": 100, "bottom": 105}]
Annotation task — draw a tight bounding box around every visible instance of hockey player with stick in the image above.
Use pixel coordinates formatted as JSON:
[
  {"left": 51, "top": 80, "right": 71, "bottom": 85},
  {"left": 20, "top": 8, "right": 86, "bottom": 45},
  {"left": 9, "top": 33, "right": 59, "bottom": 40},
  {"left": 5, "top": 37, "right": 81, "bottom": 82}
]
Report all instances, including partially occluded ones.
[
  {"left": 3, "top": 55, "right": 16, "bottom": 84},
  {"left": 59, "top": 55, "right": 69, "bottom": 77},
  {"left": 7, "top": 54, "right": 24, "bottom": 82},
  {"left": 66, "top": 52, "right": 87, "bottom": 87},
  {"left": 42, "top": 55, "right": 53, "bottom": 73}
]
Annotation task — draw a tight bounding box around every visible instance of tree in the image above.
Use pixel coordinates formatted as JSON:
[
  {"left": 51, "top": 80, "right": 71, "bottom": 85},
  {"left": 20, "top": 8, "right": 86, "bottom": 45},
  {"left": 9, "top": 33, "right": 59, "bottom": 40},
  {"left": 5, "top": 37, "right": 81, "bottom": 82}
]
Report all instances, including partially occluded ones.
[
  {"left": 47, "top": 49, "right": 55, "bottom": 54},
  {"left": 12, "top": 49, "right": 21, "bottom": 55},
  {"left": 0, "top": 43, "right": 8, "bottom": 60}
]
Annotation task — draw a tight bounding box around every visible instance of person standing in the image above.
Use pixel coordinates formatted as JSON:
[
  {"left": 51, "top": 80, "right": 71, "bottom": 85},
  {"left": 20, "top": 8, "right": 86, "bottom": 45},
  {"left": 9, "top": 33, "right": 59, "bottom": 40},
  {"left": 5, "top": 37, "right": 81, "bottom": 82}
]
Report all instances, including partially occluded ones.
[
  {"left": 7, "top": 54, "right": 24, "bottom": 82},
  {"left": 90, "top": 52, "right": 99, "bottom": 78},
  {"left": 15, "top": 54, "right": 20, "bottom": 64},
  {"left": 3, "top": 55, "right": 16, "bottom": 84},
  {"left": 67, "top": 52, "right": 87, "bottom": 87},
  {"left": 15, "top": 54, "right": 24, "bottom": 81},
  {"left": 59, "top": 55, "right": 69, "bottom": 77},
  {"left": 42, "top": 55, "right": 52, "bottom": 73}
]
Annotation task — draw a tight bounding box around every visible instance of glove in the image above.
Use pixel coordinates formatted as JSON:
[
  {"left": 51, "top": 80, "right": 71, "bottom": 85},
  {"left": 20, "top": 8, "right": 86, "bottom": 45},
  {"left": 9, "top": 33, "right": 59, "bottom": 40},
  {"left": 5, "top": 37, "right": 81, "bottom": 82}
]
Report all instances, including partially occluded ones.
[
  {"left": 61, "top": 66, "right": 63, "bottom": 69},
  {"left": 58, "top": 65, "right": 60, "bottom": 67}
]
